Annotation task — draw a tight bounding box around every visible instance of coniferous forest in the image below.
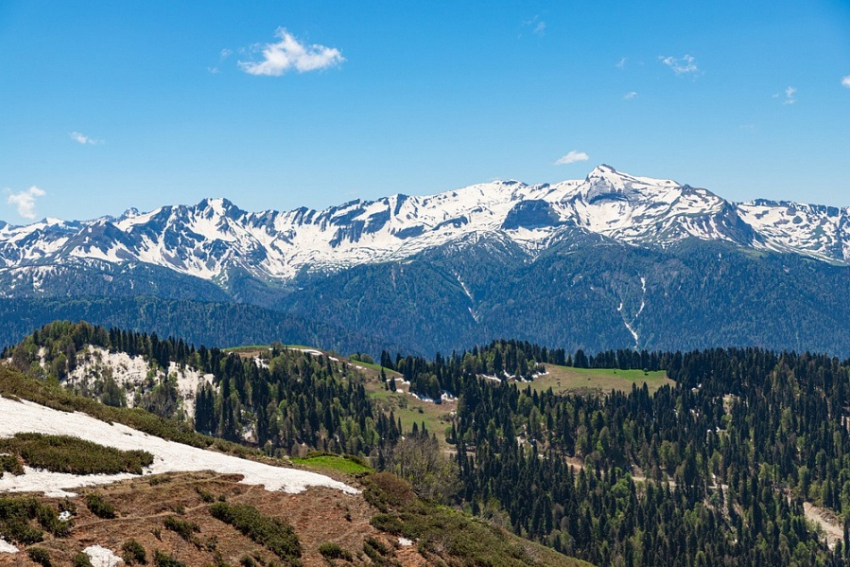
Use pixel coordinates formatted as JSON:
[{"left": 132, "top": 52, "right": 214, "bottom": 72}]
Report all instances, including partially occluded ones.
[{"left": 8, "top": 322, "right": 850, "bottom": 566}]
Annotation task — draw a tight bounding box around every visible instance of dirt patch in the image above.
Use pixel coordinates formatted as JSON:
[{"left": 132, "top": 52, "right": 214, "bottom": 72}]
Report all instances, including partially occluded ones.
[
  {"left": 0, "top": 471, "right": 425, "bottom": 566},
  {"left": 804, "top": 502, "right": 843, "bottom": 548}
]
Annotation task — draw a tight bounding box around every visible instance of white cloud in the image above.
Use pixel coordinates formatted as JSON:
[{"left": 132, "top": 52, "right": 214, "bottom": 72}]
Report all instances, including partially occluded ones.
[
  {"left": 842, "top": 76, "right": 850, "bottom": 89},
  {"left": 5, "top": 186, "right": 46, "bottom": 219},
  {"left": 555, "top": 151, "right": 590, "bottom": 165},
  {"left": 238, "top": 28, "right": 344, "bottom": 76},
  {"left": 533, "top": 21, "right": 546, "bottom": 36},
  {"left": 623, "top": 91, "right": 638, "bottom": 100},
  {"left": 616, "top": 57, "right": 626, "bottom": 70},
  {"left": 70, "top": 131, "right": 102, "bottom": 145},
  {"left": 775, "top": 86, "right": 797, "bottom": 105},
  {"left": 220, "top": 48, "right": 232, "bottom": 60},
  {"left": 659, "top": 54, "right": 699, "bottom": 76}
]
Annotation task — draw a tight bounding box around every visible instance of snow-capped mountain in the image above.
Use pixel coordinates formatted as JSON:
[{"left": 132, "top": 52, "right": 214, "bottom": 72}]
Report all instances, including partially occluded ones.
[{"left": 0, "top": 165, "right": 847, "bottom": 292}]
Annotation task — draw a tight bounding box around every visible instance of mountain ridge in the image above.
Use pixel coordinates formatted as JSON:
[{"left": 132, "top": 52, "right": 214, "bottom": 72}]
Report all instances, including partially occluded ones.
[{"left": 1, "top": 165, "right": 847, "bottom": 299}]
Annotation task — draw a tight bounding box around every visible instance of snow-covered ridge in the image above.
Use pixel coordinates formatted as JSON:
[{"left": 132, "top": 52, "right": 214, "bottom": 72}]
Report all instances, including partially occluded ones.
[
  {"left": 0, "top": 395, "right": 358, "bottom": 497},
  {"left": 0, "top": 165, "right": 847, "bottom": 289}
]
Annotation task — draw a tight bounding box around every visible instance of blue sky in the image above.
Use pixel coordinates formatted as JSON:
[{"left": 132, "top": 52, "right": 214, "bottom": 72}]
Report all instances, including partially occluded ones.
[{"left": 1, "top": 1, "right": 849, "bottom": 222}]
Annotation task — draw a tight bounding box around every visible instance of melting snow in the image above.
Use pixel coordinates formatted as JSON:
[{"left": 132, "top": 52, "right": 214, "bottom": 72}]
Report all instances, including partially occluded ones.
[
  {"left": 63, "top": 346, "right": 215, "bottom": 418},
  {"left": 83, "top": 545, "right": 122, "bottom": 567},
  {"left": 0, "top": 537, "right": 18, "bottom": 554},
  {"left": 0, "top": 395, "right": 357, "bottom": 497}
]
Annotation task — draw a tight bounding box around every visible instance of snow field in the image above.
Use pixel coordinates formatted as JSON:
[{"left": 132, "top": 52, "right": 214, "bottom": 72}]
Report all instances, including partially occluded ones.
[{"left": 0, "top": 395, "right": 358, "bottom": 497}]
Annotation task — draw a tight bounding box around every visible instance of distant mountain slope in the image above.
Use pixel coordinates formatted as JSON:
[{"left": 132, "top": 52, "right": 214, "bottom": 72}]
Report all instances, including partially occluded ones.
[
  {"left": 0, "top": 165, "right": 847, "bottom": 357},
  {"left": 276, "top": 240, "right": 850, "bottom": 356},
  {"left": 0, "top": 296, "right": 404, "bottom": 356}
]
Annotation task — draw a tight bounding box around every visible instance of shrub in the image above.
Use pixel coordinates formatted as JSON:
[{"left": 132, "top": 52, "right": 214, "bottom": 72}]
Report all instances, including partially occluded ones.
[
  {"left": 318, "top": 542, "right": 352, "bottom": 560},
  {"left": 0, "top": 496, "right": 45, "bottom": 544},
  {"left": 0, "top": 453, "right": 23, "bottom": 476},
  {"left": 195, "top": 487, "right": 215, "bottom": 503},
  {"left": 370, "top": 514, "right": 403, "bottom": 535},
  {"left": 153, "top": 550, "right": 186, "bottom": 567},
  {"left": 73, "top": 553, "right": 94, "bottom": 567},
  {"left": 209, "top": 502, "right": 301, "bottom": 564},
  {"left": 364, "top": 536, "right": 390, "bottom": 556},
  {"left": 122, "top": 539, "right": 147, "bottom": 564},
  {"left": 163, "top": 515, "right": 200, "bottom": 542},
  {"left": 28, "top": 547, "right": 52, "bottom": 566},
  {"left": 0, "top": 433, "right": 153, "bottom": 475},
  {"left": 34, "top": 501, "right": 70, "bottom": 537},
  {"left": 59, "top": 498, "right": 77, "bottom": 515},
  {"left": 85, "top": 492, "right": 116, "bottom": 519}
]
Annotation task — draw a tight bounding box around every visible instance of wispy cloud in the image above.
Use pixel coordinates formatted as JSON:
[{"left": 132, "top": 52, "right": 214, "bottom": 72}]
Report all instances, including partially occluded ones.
[
  {"left": 623, "top": 91, "right": 638, "bottom": 100},
  {"left": 842, "top": 76, "right": 850, "bottom": 89},
  {"left": 659, "top": 54, "right": 699, "bottom": 76},
  {"left": 5, "top": 186, "right": 46, "bottom": 219},
  {"left": 70, "top": 131, "right": 102, "bottom": 145},
  {"left": 774, "top": 86, "right": 797, "bottom": 105},
  {"left": 238, "top": 28, "right": 344, "bottom": 76},
  {"left": 616, "top": 57, "right": 626, "bottom": 70},
  {"left": 555, "top": 151, "right": 589, "bottom": 165},
  {"left": 520, "top": 15, "right": 546, "bottom": 38},
  {"left": 208, "top": 48, "right": 234, "bottom": 74}
]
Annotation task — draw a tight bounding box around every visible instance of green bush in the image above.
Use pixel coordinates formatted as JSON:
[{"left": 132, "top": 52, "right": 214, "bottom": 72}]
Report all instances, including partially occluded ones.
[
  {"left": 0, "top": 453, "right": 23, "bottom": 476},
  {"left": 364, "top": 536, "right": 390, "bottom": 556},
  {"left": 0, "top": 497, "right": 64, "bottom": 544},
  {"left": 0, "top": 433, "right": 153, "bottom": 475},
  {"left": 73, "top": 553, "right": 94, "bottom": 567},
  {"left": 370, "top": 514, "right": 403, "bottom": 535},
  {"left": 153, "top": 550, "right": 186, "bottom": 567},
  {"left": 85, "top": 492, "right": 116, "bottom": 519},
  {"left": 28, "top": 547, "right": 52, "bottom": 566},
  {"left": 318, "top": 542, "right": 352, "bottom": 560},
  {"left": 195, "top": 487, "right": 215, "bottom": 503},
  {"left": 163, "top": 515, "right": 200, "bottom": 542},
  {"left": 209, "top": 502, "right": 301, "bottom": 564},
  {"left": 122, "top": 539, "right": 147, "bottom": 564}
]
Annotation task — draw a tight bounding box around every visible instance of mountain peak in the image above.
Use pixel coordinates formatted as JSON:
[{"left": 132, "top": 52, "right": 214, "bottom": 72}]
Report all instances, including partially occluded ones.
[{"left": 586, "top": 164, "right": 619, "bottom": 178}]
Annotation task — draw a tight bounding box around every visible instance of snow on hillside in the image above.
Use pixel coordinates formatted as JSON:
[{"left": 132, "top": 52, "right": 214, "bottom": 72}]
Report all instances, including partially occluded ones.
[
  {"left": 0, "top": 165, "right": 847, "bottom": 288},
  {"left": 63, "top": 346, "right": 215, "bottom": 418},
  {"left": 0, "top": 395, "right": 358, "bottom": 497}
]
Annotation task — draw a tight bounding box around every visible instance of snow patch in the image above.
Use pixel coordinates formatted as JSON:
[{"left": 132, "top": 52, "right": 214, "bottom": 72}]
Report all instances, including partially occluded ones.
[
  {"left": 0, "top": 395, "right": 357, "bottom": 497},
  {"left": 83, "top": 545, "right": 123, "bottom": 567},
  {"left": 0, "top": 537, "right": 18, "bottom": 554}
]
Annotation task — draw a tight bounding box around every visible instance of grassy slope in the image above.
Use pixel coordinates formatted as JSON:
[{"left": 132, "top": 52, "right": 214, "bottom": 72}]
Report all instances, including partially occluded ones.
[{"left": 527, "top": 365, "right": 672, "bottom": 395}]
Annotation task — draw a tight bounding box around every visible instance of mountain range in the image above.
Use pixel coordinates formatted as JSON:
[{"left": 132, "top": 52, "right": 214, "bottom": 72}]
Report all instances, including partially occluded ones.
[{"left": 1, "top": 165, "right": 848, "bottom": 355}]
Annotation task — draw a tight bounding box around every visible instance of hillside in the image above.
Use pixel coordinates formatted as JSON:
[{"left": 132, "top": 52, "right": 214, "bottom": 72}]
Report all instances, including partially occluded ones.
[
  {"left": 8, "top": 322, "right": 850, "bottom": 565},
  {"left": 0, "top": 365, "right": 588, "bottom": 567}
]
